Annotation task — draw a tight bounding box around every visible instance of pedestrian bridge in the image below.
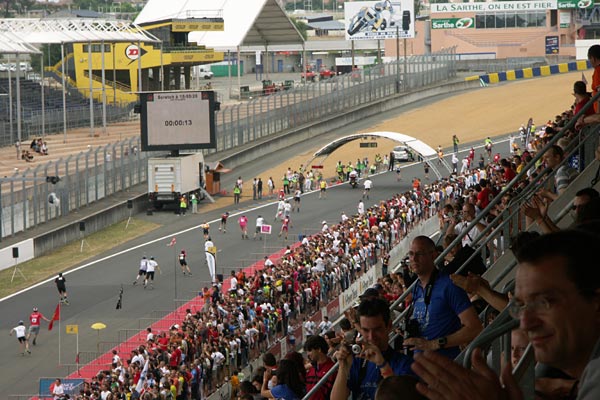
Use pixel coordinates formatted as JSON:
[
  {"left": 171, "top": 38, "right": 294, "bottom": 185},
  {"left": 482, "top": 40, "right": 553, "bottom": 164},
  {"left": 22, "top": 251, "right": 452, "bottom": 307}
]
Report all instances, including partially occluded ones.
[{"left": 311, "top": 131, "right": 452, "bottom": 179}]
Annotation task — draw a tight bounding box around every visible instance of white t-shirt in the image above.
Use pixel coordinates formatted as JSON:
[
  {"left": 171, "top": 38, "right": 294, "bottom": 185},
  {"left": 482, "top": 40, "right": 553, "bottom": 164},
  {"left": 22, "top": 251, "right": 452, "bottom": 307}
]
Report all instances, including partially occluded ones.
[
  {"left": 304, "top": 320, "right": 315, "bottom": 336},
  {"left": 13, "top": 325, "right": 26, "bottom": 338},
  {"left": 205, "top": 240, "right": 215, "bottom": 253},
  {"left": 146, "top": 259, "right": 157, "bottom": 272},
  {"left": 52, "top": 383, "right": 64, "bottom": 397},
  {"left": 318, "top": 320, "right": 332, "bottom": 335},
  {"left": 364, "top": 179, "right": 372, "bottom": 189},
  {"left": 256, "top": 217, "right": 264, "bottom": 228},
  {"left": 358, "top": 202, "right": 365, "bottom": 215}
]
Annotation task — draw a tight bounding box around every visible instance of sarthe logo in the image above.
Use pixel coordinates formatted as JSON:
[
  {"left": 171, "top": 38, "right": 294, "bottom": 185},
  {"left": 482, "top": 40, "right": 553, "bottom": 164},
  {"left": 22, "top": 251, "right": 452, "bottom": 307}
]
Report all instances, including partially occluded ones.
[{"left": 455, "top": 17, "right": 474, "bottom": 29}]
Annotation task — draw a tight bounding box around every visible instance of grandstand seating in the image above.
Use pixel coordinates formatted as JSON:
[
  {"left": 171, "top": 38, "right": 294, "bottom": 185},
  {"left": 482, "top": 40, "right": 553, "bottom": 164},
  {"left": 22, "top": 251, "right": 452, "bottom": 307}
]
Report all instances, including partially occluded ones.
[{"left": 0, "top": 78, "right": 91, "bottom": 119}]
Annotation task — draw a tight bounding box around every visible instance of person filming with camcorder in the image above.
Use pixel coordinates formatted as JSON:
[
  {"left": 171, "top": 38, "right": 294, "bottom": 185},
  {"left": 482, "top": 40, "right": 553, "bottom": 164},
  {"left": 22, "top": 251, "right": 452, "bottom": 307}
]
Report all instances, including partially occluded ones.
[{"left": 331, "top": 297, "right": 414, "bottom": 400}]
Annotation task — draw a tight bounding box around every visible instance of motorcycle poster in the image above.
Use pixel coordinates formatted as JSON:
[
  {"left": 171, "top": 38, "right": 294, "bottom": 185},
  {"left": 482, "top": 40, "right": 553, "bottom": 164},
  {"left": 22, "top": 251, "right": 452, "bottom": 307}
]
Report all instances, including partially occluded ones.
[{"left": 345, "top": 0, "right": 415, "bottom": 41}]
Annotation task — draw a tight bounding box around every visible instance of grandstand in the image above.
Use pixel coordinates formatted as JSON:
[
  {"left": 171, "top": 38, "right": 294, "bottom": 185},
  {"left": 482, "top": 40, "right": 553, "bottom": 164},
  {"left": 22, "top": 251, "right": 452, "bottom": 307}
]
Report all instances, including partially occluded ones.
[{"left": 0, "top": 77, "right": 135, "bottom": 142}]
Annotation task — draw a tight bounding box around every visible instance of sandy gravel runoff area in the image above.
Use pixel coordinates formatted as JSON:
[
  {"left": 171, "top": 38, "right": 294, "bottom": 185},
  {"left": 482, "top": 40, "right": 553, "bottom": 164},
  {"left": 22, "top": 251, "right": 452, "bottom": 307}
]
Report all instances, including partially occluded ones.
[{"left": 241, "top": 71, "right": 579, "bottom": 191}]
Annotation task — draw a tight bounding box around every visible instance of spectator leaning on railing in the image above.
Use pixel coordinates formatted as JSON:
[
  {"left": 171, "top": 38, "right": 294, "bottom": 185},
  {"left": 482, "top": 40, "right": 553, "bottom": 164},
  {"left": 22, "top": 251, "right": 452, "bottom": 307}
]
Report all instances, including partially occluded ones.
[
  {"left": 403, "top": 236, "right": 483, "bottom": 359},
  {"left": 411, "top": 230, "right": 600, "bottom": 400}
]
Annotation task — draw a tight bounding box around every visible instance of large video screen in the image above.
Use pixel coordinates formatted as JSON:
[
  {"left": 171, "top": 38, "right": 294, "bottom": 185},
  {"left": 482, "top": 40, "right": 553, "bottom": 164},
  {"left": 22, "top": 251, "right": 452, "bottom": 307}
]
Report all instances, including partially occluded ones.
[{"left": 140, "top": 90, "right": 216, "bottom": 151}]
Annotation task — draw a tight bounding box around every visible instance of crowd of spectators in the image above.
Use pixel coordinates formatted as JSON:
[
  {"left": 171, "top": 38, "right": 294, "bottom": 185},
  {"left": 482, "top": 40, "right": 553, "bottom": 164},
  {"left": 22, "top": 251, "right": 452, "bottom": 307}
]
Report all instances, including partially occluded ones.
[{"left": 59, "top": 75, "right": 600, "bottom": 399}]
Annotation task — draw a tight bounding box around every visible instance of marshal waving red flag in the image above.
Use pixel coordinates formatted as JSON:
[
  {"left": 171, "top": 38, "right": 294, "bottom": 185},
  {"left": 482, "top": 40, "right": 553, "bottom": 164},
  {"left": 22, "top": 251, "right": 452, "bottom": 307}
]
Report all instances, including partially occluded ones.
[
  {"left": 48, "top": 303, "right": 60, "bottom": 331},
  {"left": 167, "top": 237, "right": 176, "bottom": 247}
]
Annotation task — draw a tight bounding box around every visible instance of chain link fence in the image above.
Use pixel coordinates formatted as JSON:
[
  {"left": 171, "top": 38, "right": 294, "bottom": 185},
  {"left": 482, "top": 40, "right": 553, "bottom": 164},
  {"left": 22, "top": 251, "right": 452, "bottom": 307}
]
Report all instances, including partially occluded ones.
[
  {"left": 0, "top": 48, "right": 458, "bottom": 239},
  {"left": 0, "top": 136, "right": 148, "bottom": 239},
  {"left": 211, "top": 48, "right": 457, "bottom": 153}
]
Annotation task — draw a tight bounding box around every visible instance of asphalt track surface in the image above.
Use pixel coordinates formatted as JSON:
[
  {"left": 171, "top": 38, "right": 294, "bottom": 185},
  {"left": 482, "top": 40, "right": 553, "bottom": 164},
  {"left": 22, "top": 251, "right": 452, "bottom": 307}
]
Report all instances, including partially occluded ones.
[{"left": 0, "top": 95, "right": 512, "bottom": 397}]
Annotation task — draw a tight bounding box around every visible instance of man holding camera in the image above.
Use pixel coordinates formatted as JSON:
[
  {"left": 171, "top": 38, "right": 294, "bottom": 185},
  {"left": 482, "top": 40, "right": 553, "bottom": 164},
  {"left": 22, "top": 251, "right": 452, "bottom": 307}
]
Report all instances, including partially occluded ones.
[
  {"left": 403, "top": 236, "right": 482, "bottom": 359},
  {"left": 331, "top": 298, "right": 413, "bottom": 400}
]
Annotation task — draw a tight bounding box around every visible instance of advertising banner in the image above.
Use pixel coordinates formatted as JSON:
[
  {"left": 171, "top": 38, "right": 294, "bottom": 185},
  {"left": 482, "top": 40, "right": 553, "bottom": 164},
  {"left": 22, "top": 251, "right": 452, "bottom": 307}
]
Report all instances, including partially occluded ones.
[
  {"left": 345, "top": 1, "right": 415, "bottom": 40},
  {"left": 339, "top": 267, "right": 378, "bottom": 312},
  {"left": 545, "top": 36, "right": 560, "bottom": 55},
  {"left": 431, "top": 0, "right": 557, "bottom": 13},
  {"left": 39, "top": 378, "right": 85, "bottom": 398},
  {"left": 431, "top": 17, "right": 475, "bottom": 30},
  {"left": 557, "top": 0, "right": 593, "bottom": 8},
  {"left": 326, "top": 298, "right": 341, "bottom": 320}
]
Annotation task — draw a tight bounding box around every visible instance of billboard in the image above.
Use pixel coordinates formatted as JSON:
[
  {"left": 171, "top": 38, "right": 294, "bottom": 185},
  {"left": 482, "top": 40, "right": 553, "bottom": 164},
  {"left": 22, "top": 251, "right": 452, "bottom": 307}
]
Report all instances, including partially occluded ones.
[
  {"left": 431, "top": 0, "right": 558, "bottom": 13},
  {"left": 557, "top": 0, "right": 593, "bottom": 8},
  {"left": 140, "top": 90, "right": 216, "bottom": 151},
  {"left": 431, "top": 17, "right": 475, "bottom": 30},
  {"left": 345, "top": 1, "right": 415, "bottom": 41},
  {"left": 39, "top": 378, "right": 85, "bottom": 398},
  {"left": 545, "top": 36, "right": 559, "bottom": 55}
]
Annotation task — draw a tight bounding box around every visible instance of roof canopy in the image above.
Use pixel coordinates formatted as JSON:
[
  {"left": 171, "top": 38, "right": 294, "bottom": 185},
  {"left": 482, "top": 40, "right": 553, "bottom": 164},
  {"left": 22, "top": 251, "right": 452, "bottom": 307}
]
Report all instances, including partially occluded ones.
[
  {"left": 0, "top": 18, "right": 160, "bottom": 50},
  {"left": 0, "top": 31, "right": 40, "bottom": 54},
  {"left": 136, "top": 0, "right": 304, "bottom": 51},
  {"left": 314, "top": 132, "right": 439, "bottom": 159}
]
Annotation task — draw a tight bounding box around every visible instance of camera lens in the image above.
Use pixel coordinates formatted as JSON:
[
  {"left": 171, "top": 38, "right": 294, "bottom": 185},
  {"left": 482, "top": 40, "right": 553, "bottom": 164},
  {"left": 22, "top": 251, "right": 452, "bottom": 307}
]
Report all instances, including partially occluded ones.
[{"left": 351, "top": 344, "right": 362, "bottom": 355}]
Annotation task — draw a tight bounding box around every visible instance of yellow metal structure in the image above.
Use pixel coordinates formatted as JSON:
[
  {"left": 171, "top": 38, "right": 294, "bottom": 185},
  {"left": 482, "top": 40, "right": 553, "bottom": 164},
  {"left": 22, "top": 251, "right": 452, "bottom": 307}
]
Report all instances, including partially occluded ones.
[{"left": 48, "top": 18, "right": 224, "bottom": 105}]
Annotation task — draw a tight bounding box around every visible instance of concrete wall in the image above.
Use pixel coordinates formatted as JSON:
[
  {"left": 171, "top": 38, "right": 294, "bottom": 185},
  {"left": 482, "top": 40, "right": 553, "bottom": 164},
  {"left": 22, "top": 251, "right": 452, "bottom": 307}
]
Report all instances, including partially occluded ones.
[
  {"left": 32, "top": 194, "right": 147, "bottom": 259},
  {"left": 0, "top": 238, "right": 34, "bottom": 272}
]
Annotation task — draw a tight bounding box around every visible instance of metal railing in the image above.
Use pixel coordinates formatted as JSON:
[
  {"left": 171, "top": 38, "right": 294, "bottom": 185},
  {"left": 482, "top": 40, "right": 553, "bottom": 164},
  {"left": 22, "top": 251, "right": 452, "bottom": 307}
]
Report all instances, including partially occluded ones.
[
  {"left": 210, "top": 48, "right": 457, "bottom": 153},
  {"left": 303, "top": 90, "right": 600, "bottom": 398},
  {"left": 0, "top": 136, "right": 148, "bottom": 239}
]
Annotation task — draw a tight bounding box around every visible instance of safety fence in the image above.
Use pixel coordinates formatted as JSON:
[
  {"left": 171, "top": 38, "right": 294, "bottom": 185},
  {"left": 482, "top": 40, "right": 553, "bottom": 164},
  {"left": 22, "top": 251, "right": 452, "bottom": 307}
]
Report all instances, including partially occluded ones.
[
  {"left": 0, "top": 136, "right": 149, "bottom": 239},
  {"left": 211, "top": 48, "right": 457, "bottom": 153}
]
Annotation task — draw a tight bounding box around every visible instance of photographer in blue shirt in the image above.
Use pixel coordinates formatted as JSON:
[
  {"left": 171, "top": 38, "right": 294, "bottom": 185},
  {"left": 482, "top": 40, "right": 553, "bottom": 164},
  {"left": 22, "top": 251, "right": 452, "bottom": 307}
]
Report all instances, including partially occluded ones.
[
  {"left": 331, "top": 298, "right": 414, "bottom": 400},
  {"left": 404, "top": 236, "right": 483, "bottom": 359}
]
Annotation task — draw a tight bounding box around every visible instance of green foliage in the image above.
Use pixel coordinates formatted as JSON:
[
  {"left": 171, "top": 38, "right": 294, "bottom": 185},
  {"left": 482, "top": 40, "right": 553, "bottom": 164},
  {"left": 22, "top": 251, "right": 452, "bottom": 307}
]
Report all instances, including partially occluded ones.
[
  {"left": 30, "top": 44, "right": 63, "bottom": 71},
  {"left": 2, "top": 0, "right": 34, "bottom": 17},
  {"left": 290, "top": 17, "right": 308, "bottom": 41},
  {"left": 72, "top": 0, "right": 113, "bottom": 10}
]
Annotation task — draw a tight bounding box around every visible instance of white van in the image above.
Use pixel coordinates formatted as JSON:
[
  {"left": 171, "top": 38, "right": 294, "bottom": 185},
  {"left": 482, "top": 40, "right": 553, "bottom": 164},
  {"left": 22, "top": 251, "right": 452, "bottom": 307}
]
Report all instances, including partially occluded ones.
[
  {"left": 392, "top": 145, "right": 414, "bottom": 161},
  {"left": 197, "top": 66, "right": 213, "bottom": 79}
]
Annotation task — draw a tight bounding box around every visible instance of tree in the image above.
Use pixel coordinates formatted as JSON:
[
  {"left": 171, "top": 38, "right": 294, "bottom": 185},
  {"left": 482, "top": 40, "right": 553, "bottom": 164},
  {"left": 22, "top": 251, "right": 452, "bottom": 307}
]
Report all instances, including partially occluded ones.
[
  {"left": 2, "top": 0, "right": 34, "bottom": 17},
  {"left": 30, "top": 44, "right": 63, "bottom": 72},
  {"left": 72, "top": 0, "right": 113, "bottom": 11},
  {"left": 290, "top": 17, "right": 308, "bottom": 41}
]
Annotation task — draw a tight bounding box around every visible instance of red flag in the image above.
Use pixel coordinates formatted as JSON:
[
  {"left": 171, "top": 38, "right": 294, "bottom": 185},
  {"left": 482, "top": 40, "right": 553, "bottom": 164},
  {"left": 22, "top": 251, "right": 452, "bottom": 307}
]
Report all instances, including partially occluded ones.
[
  {"left": 48, "top": 303, "right": 60, "bottom": 331},
  {"left": 167, "top": 237, "right": 176, "bottom": 247}
]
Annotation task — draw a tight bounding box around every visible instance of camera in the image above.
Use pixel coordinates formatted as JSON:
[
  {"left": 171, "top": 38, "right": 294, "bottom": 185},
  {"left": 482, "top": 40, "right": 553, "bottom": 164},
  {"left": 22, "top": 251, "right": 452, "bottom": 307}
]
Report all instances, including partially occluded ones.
[
  {"left": 347, "top": 343, "right": 362, "bottom": 355},
  {"left": 343, "top": 335, "right": 363, "bottom": 355},
  {"left": 403, "top": 318, "right": 421, "bottom": 339}
]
